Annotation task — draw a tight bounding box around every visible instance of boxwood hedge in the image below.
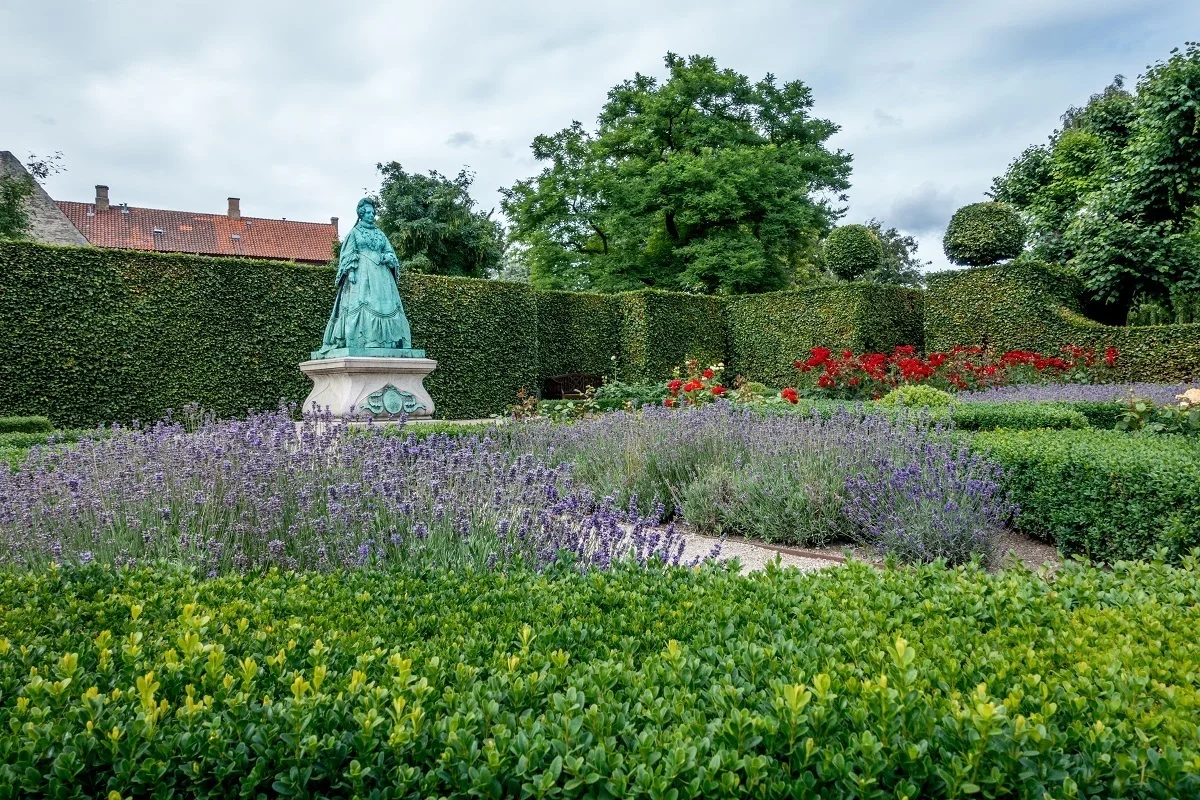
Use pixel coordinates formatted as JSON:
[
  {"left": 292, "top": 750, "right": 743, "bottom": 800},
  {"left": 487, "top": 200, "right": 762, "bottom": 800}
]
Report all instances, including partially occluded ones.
[
  {"left": 973, "top": 428, "right": 1200, "bottom": 561},
  {"left": 3, "top": 559, "right": 1200, "bottom": 798},
  {"left": 926, "top": 261, "right": 1200, "bottom": 382}
]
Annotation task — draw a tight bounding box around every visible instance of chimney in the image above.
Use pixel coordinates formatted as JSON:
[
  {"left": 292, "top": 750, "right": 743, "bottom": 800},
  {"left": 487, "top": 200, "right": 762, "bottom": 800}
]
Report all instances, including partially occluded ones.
[
  {"left": 330, "top": 216, "right": 338, "bottom": 234},
  {"left": 227, "top": 197, "right": 241, "bottom": 221},
  {"left": 95, "top": 185, "right": 110, "bottom": 212}
]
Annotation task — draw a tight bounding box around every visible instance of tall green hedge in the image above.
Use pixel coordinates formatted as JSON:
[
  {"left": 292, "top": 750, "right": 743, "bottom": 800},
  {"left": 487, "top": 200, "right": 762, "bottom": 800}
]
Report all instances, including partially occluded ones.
[
  {"left": 0, "top": 242, "right": 538, "bottom": 424},
  {"left": 399, "top": 273, "right": 538, "bottom": 419},
  {"left": 727, "top": 284, "right": 924, "bottom": 387},
  {"left": 534, "top": 290, "right": 622, "bottom": 383},
  {"left": 926, "top": 261, "right": 1200, "bottom": 381},
  {"left": 618, "top": 290, "right": 728, "bottom": 381}
]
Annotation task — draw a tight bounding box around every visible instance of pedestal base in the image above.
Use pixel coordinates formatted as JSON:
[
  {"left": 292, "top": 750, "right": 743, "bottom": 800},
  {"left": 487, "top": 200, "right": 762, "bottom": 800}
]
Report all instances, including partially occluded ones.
[{"left": 300, "top": 357, "right": 437, "bottom": 420}]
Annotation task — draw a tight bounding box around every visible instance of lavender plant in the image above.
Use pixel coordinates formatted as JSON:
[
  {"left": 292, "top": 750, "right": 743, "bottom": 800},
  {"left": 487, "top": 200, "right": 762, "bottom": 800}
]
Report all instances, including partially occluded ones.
[
  {"left": 0, "top": 408, "right": 690, "bottom": 574},
  {"left": 509, "top": 403, "right": 1016, "bottom": 564}
]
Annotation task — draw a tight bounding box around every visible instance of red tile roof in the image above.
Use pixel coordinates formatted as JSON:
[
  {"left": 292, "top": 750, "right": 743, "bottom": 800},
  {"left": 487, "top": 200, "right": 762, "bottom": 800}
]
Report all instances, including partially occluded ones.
[{"left": 57, "top": 201, "right": 338, "bottom": 264}]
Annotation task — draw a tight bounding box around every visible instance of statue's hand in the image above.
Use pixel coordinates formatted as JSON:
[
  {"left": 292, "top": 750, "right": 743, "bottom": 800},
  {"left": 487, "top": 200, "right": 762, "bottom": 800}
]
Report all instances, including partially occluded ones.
[{"left": 347, "top": 268, "right": 357, "bottom": 285}]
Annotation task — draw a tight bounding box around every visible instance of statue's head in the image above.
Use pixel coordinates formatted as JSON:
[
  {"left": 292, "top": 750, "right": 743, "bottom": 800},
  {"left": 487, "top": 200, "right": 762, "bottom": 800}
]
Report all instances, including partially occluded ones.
[{"left": 356, "top": 197, "right": 377, "bottom": 225}]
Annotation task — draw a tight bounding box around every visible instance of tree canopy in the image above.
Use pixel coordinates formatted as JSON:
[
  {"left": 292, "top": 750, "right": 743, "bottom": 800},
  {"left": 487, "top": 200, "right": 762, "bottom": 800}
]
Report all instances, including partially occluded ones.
[
  {"left": 501, "top": 53, "right": 852, "bottom": 294},
  {"left": 374, "top": 162, "right": 505, "bottom": 279},
  {"left": 990, "top": 43, "right": 1200, "bottom": 309}
]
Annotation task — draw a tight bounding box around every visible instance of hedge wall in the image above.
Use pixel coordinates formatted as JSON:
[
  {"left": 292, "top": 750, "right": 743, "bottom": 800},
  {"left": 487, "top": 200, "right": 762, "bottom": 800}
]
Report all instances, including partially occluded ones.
[
  {"left": 727, "top": 284, "right": 924, "bottom": 388},
  {"left": 618, "top": 290, "right": 728, "bottom": 382},
  {"left": 0, "top": 242, "right": 538, "bottom": 425},
  {"left": 399, "top": 273, "right": 538, "bottom": 420},
  {"left": 534, "top": 290, "right": 622, "bottom": 383},
  {"left": 926, "top": 261, "right": 1200, "bottom": 381}
]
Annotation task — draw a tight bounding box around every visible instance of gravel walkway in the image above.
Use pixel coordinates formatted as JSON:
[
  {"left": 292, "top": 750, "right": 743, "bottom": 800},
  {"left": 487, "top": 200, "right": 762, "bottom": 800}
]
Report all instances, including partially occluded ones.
[{"left": 679, "top": 532, "right": 837, "bottom": 573}]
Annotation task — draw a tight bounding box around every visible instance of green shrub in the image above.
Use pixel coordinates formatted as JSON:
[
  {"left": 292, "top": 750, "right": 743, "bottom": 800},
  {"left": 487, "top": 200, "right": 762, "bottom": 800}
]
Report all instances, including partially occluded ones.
[
  {"left": 949, "top": 401, "right": 1088, "bottom": 431},
  {"left": 0, "top": 445, "right": 24, "bottom": 470},
  {"left": 823, "top": 224, "right": 883, "bottom": 280},
  {"left": 0, "top": 415, "right": 52, "bottom": 434},
  {"left": 1058, "top": 401, "right": 1126, "bottom": 429},
  {"left": 925, "top": 261, "right": 1200, "bottom": 382},
  {"left": 973, "top": 428, "right": 1200, "bottom": 560},
  {"left": 879, "top": 385, "right": 953, "bottom": 408},
  {"left": 3, "top": 560, "right": 1200, "bottom": 798},
  {"left": 727, "top": 285, "right": 923, "bottom": 388},
  {"left": 942, "top": 202, "right": 1027, "bottom": 266}
]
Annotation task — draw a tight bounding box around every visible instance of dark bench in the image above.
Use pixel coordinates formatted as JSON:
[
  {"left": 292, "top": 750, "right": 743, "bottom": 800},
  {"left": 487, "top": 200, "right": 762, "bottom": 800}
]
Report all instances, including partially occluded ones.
[{"left": 542, "top": 373, "right": 602, "bottom": 400}]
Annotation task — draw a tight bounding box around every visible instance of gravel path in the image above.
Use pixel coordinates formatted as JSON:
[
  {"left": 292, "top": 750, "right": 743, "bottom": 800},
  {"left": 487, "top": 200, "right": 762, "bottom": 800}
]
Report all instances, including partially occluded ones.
[{"left": 679, "top": 532, "right": 837, "bottom": 573}]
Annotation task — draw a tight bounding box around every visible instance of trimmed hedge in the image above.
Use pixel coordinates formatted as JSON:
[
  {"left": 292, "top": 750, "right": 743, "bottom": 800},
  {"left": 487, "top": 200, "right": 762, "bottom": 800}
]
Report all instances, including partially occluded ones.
[
  {"left": 728, "top": 284, "right": 924, "bottom": 387},
  {"left": 5, "top": 559, "right": 1200, "bottom": 798},
  {"left": 398, "top": 273, "right": 538, "bottom": 420},
  {"left": 0, "top": 242, "right": 539, "bottom": 424},
  {"left": 947, "top": 401, "right": 1088, "bottom": 431},
  {"left": 942, "top": 202, "right": 1026, "bottom": 266},
  {"left": 617, "top": 290, "right": 728, "bottom": 382},
  {"left": 926, "top": 261, "right": 1200, "bottom": 382},
  {"left": 974, "top": 428, "right": 1200, "bottom": 561},
  {"left": 534, "top": 290, "right": 623, "bottom": 383},
  {"left": 0, "top": 416, "right": 52, "bottom": 434}
]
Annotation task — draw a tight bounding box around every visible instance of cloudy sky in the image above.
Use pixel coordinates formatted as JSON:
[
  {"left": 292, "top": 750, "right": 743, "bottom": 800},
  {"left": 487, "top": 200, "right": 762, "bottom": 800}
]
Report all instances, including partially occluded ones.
[{"left": 3, "top": 0, "right": 1196, "bottom": 273}]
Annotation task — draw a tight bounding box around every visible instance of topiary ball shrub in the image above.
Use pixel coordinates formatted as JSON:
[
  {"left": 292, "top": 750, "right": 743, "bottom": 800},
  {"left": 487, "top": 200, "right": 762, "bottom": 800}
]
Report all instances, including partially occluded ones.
[
  {"left": 942, "top": 202, "right": 1027, "bottom": 266},
  {"left": 824, "top": 224, "right": 884, "bottom": 280},
  {"left": 879, "top": 385, "right": 955, "bottom": 408}
]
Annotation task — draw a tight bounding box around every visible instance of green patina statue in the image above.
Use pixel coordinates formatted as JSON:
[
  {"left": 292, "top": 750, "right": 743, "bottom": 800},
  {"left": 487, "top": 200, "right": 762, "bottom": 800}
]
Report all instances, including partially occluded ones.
[{"left": 315, "top": 198, "right": 424, "bottom": 359}]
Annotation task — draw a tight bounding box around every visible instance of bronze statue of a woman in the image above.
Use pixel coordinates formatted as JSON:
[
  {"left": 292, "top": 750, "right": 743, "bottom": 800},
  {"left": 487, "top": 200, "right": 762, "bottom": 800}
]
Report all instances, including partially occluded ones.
[{"left": 316, "top": 197, "right": 414, "bottom": 356}]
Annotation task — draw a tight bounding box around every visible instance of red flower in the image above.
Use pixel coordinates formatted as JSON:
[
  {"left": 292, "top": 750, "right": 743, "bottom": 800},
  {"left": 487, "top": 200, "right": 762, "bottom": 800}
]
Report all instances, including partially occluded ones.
[
  {"left": 848, "top": 377, "right": 860, "bottom": 386},
  {"left": 667, "top": 379, "right": 683, "bottom": 395},
  {"left": 840, "top": 349, "right": 854, "bottom": 360},
  {"left": 781, "top": 387, "right": 799, "bottom": 404},
  {"left": 894, "top": 345, "right": 916, "bottom": 357},
  {"left": 664, "top": 397, "right": 676, "bottom": 408},
  {"left": 1105, "top": 347, "right": 1118, "bottom": 367},
  {"left": 702, "top": 368, "right": 715, "bottom": 379},
  {"left": 817, "top": 374, "right": 835, "bottom": 389},
  {"left": 711, "top": 384, "right": 727, "bottom": 396},
  {"left": 683, "top": 379, "right": 703, "bottom": 393}
]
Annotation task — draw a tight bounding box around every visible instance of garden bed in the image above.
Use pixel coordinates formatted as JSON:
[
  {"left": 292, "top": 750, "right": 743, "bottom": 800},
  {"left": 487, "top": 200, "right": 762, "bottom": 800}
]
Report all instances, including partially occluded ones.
[{"left": 2, "top": 558, "right": 1199, "bottom": 798}]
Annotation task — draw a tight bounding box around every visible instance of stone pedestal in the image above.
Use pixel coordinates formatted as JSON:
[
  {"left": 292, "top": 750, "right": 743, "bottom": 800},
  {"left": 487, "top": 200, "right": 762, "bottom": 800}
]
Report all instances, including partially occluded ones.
[{"left": 300, "top": 356, "right": 437, "bottom": 420}]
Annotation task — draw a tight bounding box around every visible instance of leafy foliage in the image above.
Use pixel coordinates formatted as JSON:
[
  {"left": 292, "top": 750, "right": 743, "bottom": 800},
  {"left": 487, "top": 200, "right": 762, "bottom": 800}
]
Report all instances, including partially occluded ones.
[
  {"left": 374, "top": 162, "right": 505, "bottom": 278},
  {"left": 822, "top": 224, "right": 883, "bottom": 281},
  {"left": 990, "top": 77, "right": 1134, "bottom": 265},
  {"left": 502, "top": 53, "right": 852, "bottom": 295},
  {"left": 991, "top": 46, "right": 1200, "bottom": 311},
  {"left": 5, "top": 557, "right": 1200, "bottom": 798},
  {"left": 0, "top": 172, "right": 33, "bottom": 241},
  {"left": 0, "top": 416, "right": 52, "bottom": 434},
  {"left": 925, "top": 261, "right": 1200, "bottom": 382},
  {"left": 974, "top": 428, "right": 1200, "bottom": 560},
  {"left": 942, "top": 202, "right": 1027, "bottom": 266},
  {"left": 862, "top": 218, "right": 927, "bottom": 286}
]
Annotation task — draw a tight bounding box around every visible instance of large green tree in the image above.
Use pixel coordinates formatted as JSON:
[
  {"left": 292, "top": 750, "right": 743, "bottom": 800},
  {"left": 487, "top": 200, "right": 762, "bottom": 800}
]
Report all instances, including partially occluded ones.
[
  {"left": 502, "top": 53, "right": 852, "bottom": 294},
  {"left": 374, "top": 162, "right": 505, "bottom": 279},
  {"left": 990, "top": 45, "right": 1200, "bottom": 309}
]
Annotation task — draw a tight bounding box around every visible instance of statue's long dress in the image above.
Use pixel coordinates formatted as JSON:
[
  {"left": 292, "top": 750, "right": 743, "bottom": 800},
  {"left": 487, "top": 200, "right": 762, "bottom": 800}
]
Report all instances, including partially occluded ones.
[{"left": 319, "top": 226, "right": 412, "bottom": 352}]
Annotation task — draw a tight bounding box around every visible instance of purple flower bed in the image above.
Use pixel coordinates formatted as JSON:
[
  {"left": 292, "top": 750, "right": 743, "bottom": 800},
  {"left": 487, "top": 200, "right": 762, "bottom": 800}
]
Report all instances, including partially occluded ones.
[
  {"left": 509, "top": 404, "right": 1016, "bottom": 566},
  {"left": 0, "top": 409, "right": 691, "bottom": 574},
  {"left": 956, "top": 383, "right": 1192, "bottom": 404}
]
